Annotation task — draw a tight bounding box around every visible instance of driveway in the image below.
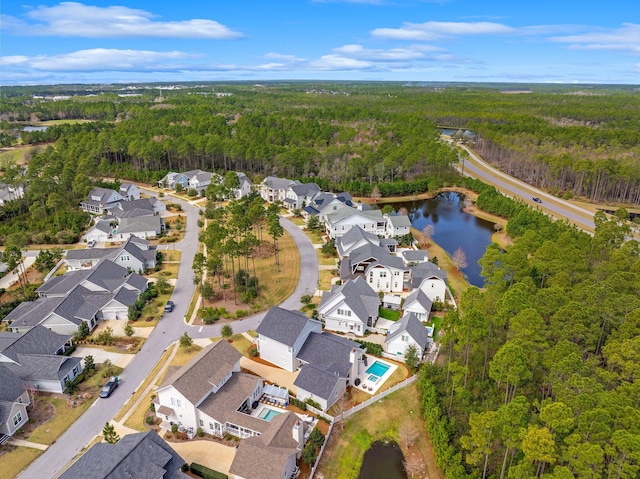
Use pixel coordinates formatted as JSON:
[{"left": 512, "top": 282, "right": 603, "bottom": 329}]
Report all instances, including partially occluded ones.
[
  {"left": 169, "top": 440, "right": 236, "bottom": 475},
  {"left": 72, "top": 346, "right": 134, "bottom": 369}
]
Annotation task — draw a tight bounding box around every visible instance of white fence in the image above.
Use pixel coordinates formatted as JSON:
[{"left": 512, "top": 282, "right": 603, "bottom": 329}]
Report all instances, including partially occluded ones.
[
  {"left": 309, "top": 421, "right": 334, "bottom": 479},
  {"left": 338, "top": 374, "right": 417, "bottom": 421}
]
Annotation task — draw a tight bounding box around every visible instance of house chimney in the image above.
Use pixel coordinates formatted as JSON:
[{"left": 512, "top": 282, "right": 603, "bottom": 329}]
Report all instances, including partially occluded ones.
[{"left": 292, "top": 419, "right": 304, "bottom": 448}]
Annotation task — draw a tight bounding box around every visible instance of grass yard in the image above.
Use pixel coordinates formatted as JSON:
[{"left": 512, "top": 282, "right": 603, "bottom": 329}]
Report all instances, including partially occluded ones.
[
  {"left": 317, "top": 250, "right": 338, "bottom": 266},
  {"left": 123, "top": 390, "right": 155, "bottom": 432},
  {"left": 0, "top": 144, "right": 46, "bottom": 167},
  {"left": 245, "top": 330, "right": 258, "bottom": 338},
  {"left": 379, "top": 308, "right": 401, "bottom": 322},
  {"left": 161, "top": 250, "right": 182, "bottom": 262},
  {"left": 0, "top": 447, "right": 43, "bottom": 479},
  {"left": 304, "top": 228, "right": 325, "bottom": 244},
  {"left": 229, "top": 335, "right": 253, "bottom": 357},
  {"left": 133, "top": 292, "right": 174, "bottom": 327},
  {"left": 317, "top": 383, "right": 444, "bottom": 479},
  {"left": 319, "top": 270, "right": 336, "bottom": 290},
  {"left": 289, "top": 216, "right": 306, "bottom": 226},
  {"left": 254, "top": 229, "right": 299, "bottom": 307}
]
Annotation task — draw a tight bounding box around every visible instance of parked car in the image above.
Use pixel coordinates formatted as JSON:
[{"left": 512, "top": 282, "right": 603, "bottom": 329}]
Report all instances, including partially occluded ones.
[
  {"left": 87, "top": 240, "right": 96, "bottom": 248},
  {"left": 99, "top": 377, "right": 119, "bottom": 398},
  {"left": 164, "top": 301, "right": 175, "bottom": 313},
  {"left": 532, "top": 197, "right": 542, "bottom": 203}
]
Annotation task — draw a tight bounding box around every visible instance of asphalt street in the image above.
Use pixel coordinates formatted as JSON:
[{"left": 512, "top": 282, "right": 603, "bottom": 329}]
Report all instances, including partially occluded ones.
[{"left": 17, "top": 192, "right": 318, "bottom": 479}]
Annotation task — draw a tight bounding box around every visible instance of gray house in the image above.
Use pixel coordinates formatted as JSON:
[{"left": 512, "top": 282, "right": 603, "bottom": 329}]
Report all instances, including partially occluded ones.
[
  {"left": 67, "top": 236, "right": 157, "bottom": 272},
  {"left": 0, "top": 364, "right": 29, "bottom": 443},
  {"left": 58, "top": 430, "right": 189, "bottom": 479}
]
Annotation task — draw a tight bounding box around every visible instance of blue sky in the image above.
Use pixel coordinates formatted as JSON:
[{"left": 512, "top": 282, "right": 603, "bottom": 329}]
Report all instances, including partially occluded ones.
[{"left": 1, "top": 0, "right": 638, "bottom": 85}]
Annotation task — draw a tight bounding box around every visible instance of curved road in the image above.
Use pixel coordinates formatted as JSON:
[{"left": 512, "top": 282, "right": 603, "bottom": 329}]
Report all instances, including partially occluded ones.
[
  {"left": 18, "top": 193, "right": 318, "bottom": 479},
  {"left": 455, "top": 141, "right": 598, "bottom": 233}
]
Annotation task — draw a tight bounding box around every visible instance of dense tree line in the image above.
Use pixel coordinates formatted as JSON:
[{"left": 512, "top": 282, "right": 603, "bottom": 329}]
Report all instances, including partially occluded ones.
[{"left": 420, "top": 186, "right": 640, "bottom": 478}]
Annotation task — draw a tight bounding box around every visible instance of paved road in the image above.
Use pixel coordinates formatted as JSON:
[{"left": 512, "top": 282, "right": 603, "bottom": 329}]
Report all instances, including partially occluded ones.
[
  {"left": 456, "top": 141, "right": 597, "bottom": 233},
  {"left": 18, "top": 192, "right": 318, "bottom": 479}
]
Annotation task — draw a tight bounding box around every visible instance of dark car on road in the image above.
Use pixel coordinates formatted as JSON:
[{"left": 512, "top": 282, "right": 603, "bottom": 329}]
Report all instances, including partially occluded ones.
[
  {"left": 99, "top": 378, "right": 119, "bottom": 398},
  {"left": 164, "top": 301, "right": 175, "bottom": 313},
  {"left": 532, "top": 197, "right": 542, "bottom": 203}
]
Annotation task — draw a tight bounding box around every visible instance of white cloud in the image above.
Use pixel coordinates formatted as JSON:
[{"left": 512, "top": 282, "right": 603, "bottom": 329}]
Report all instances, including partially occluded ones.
[
  {"left": 372, "top": 21, "right": 514, "bottom": 41},
  {"left": 309, "top": 54, "right": 376, "bottom": 71},
  {"left": 333, "top": 44, "right": 440, "bottom": 61},
  {"left": 550, "top": 23, "right": 640, "bottom": 55},
  {"left": 2, "top": 49, "right": 198, "bottom": 72},
  {"left": 3, "top": 2, "right": 242, "bottom": 39}
]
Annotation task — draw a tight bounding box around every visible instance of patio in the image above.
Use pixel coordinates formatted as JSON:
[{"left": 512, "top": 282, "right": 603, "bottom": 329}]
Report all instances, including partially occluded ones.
[{"left": 354, "top": 355, "right": 397, "bottom": 395}]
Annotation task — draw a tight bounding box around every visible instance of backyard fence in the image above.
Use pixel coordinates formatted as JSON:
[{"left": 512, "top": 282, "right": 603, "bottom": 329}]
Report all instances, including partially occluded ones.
[
  {"left": 337, "top": 374, "right": 417, "bottom": 422},
  {"left": 308, "top": 421, "right": 334, "bottom": 479}
]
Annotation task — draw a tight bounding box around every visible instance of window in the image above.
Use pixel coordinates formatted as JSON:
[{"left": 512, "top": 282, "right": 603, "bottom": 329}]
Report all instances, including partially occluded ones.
[
  {"left": 170, "top": 397, "right": 175, "bottom": 406},
  {"left": 199, "top": 419, "right": 204, "bottom": 427},
  {"left": 176, "top": 399, "right": 182, "bottom": 408},
  {"left": 380, "top": 272, "right": 387, "bottom": 278},
  {"left": 13, "top": 412, "right": 22, "bottom": 426},
  {"left": 402, "top": 334, "right": 409, "bottom": 342},
  {"left": 394, "top": 271, "right": 400, "bottom": 276},
  {"left": 337, "top": 309, "right": 351, "bottom": 317},
  {"left": 121, "top": 255, "right": 130, "bottom": 261},
  {"left": 209, "top": 422, "right": 214, "bottom": 430}
]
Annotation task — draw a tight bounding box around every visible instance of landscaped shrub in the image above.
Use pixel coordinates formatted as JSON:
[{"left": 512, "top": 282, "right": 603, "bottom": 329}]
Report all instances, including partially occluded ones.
[
  {"left": 249, "top": 346, "right": 258, "bottom": 357},
  {"left": 146, "top": 416, "right": 155, "bottom": 425},
  {"left": 304, "top": 398, "right": 322, "bottom": 410},
  {"left": 289, "top": 397, "right": 307, "bottom": 411},
  {"left": 197, "top": 427, "right": 204, "bottom": 437},
  {"left": 309, "top": 427, "right": 325, "bottom": 448},
  {"left": 189, "top": 463, "right": 228, "bottom": 479},
  {"left": 171, "top": 424, "right": 179, "bottom": 434},
  {"left": 354, "top": 340, "right": 383, "bottom": 357}
]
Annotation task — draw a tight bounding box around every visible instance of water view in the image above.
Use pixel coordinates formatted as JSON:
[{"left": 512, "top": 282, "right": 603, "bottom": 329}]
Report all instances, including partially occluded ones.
[
  {"left": 384, "top": 191, "right": 495, "bottom": 287},
  {"left": 358, "top": 441, "right": 407, "bottom": 479}
]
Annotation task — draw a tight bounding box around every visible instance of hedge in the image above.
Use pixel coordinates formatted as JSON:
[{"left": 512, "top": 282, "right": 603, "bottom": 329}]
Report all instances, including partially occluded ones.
[{"left": 189, "top": 463, "right": 228, "bottom": 479}]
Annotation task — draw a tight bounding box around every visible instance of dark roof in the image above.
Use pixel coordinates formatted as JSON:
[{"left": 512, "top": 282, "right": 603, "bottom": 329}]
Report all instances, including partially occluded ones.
[
  {"left": 0, "top": 325, "right": 71, "bottom": 362},
  {"left": 295, "top": 332, "right": 362, "bottom": 400},
  {"left": 0, "top": 363, "right": 27, "bottom": 402},
  {"left": 410, "top": 261, "right": 448, "bottom": 288},
  {"left": 290, "top": 183, "right": 320, "bottom": 197},
  {"left": 403, "top": 288, "right": 432, "bottom": 312},
  {"left": 319, "top": 277, "right": 379, "bottom": 325},
  {"left": 159, "top": 340, "right": 242, "bottom": 404},
  {"left": 402, "top": 250, "right": 428, "bottom": 262},
  {"left": 7, "top": 353, "right": 81, "bottom": 382},
  {"left": 349, "top": 243, "right": 406, "bottom": 271},
  {"left": 58, "top": 430, "right": 188, "bottom": 479},
  {"left": 66, "top": 248, "right": 114, "bottom": 261},
  {"left": 256, "top": 307, "right": 317, "bottom": 347},
  {"left": 386, "top": 312, "right": 430, "bottom": 350}
]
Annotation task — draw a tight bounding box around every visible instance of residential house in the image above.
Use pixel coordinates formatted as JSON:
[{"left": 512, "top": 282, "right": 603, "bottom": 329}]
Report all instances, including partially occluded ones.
[
  {"left": 158, "top": 170, "right": 201, "bottom": 190},
  {"left": 385, "top": 214, "right": 412, "bottom": 238},
  {"left": 336, "top": 226, "right": 397, "bottom": 259},
  {"left": 84, "top": 218, "right": 115, "bottom": 243},
  {"left": 382, "top": 294, "right": 402, "bottom": 310},
  {"left": 256, "top": 307, "right": 322, "bottom": 372},
  {"left": 283, "top": 182, "right": 321, "bottom": 211},
  {"left": 233, "top": 172, "right": 253, "bottom": 199},
  {"left": 293, "top": 332, "right": 364, "bottom": 411},
  {"left": 302, "top": 191, "right": 353, "bottom": 221},
  {"left": 155, "top": 340, "right": 269, "bottom": 440},
  {"left": 385, "top": 312, "right": 431, "bottom": 362},
  {"left": 80, "top": 187, "right": 125, "bottom": 214},
  {"left": 230, "top": 413, "right": 306, "bottom": 479},
  {"left": 110, "top": 199, "right": 156, "bottom": 220},
  {"left": 66, "top": 236, "right": 157, "bottom": 272},
  {"left": 119, "top": 182, "right": 140, "bottom": 201},
  {"left": 340, "top": 243, "right": 409, "bottom": 293},
  {"left": 402, "top": 289, "right": 432, "bottom": 322},
  {"left": 0, "top": 364, "right": 29, "bottom": 443},
  {"left": 0, "top": 183, "right": 25, "bottom": 206},
  {"left": 115, "top": 215, "right": 164, "bottom": 241},
  {"left": 0, "top": 326, "right": 81, "bottom": 393},
  {"left": 318, "top": 277, "right": 380, "bottom": 337},
  {"left": 259, "top": 176, "right": 300, "bottom": 203},
  {"left": 401, "top": 249, "right": 429, "bottom": 267},
  {"left": 58, "top": 430, "right": 189, "bottom": 479},
  {"left": 411, "top": 261, "right": 454, "bottom": 305},
  {"left": 4, "top": 260, "right": 148, "bottom": 335},
  {"left": 325, "top": 208, "right": 386, "bottom": 239},
  {"left": 188, "top": 171, "right": 221, "bottom": 196}
]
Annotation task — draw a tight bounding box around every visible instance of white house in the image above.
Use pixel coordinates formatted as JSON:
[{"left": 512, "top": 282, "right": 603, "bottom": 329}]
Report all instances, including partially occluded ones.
[
  {"left": 283, "top": 183, "right": 321, "bottom": 210},
  {"left": 385, "top": 214, "right": 412, "bottom": 238},
  {"left": 318, "top": 277, "right": 380, "bottom": 337},
  {"left": 84, "top": 219, "right": 115, "bottom": 243},
  {"left": 303, "top": 192, "right": 353, "bottom": 222},
  {"left": 259, "top": 176, "right": 300, "bottom": 203},
  {"left": 115, "top": 216, "right": 164, "bottom": 241},
  {"left": 255, "top": 307, "right": 322, "bottom": 372},
  {"left": 340, "top": 243, "right": 409, "bottom": 294},
  {"left": 233, "top": 172, "right": 253, "bottom": 199},
  {"left": 336, "top": 226, "right": 397, "bottom": 259},
  {"left": 188, "top": 171, "right": 221, "bottom": 196},
  {"left": 385, "top": 312, "right": 431, "bottom": 362},
  {"left": 401, "top": 249, "right": 429, "bottom": 267},
  {"left": 402, "top": 288, "right": 432, "bottom": 322},
  {"left": 411, "top": 261, "right": 454, "bottom": 305},
  {"left": 0, "top": 183, "right": 25, "bottom": 206},
  {"left": 325, "top": 208, "right": 386, "bottom": 239},
  {"left": 119, "top": 182, "right": 140, "bottom": 201}
]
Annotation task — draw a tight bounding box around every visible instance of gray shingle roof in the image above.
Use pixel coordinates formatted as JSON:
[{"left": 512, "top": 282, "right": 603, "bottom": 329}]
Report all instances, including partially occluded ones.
[
  {"left": 0, "top": 325, "right": 71, "bottom": 363},
  {"left": 256, "top": 307, "right": 316, "bottom": 347},
  {"left": 388, "top": 215, "right": 412, "bottom": 228},
  {"left": 65, "top": 248, "right": 114, "bottom": 261},
  {"left": 294, "top": 364, "right": 341, "bottom": 401},
  {"left": 319, "top": 277, "right": 379, "bottom": 325},
  {"left": 2, "top": 297, "right": 64, "bottom": 328},
  {"left": 160, "top": 340, "right": 242, "bottom": 404},
  {"left": 402, "top": 250, "right": 428, "bottom": 262},
  {"left": 58, "top": 430, "right": 188, "bottom": 479},
  {"left": 297, "top": 332, "right": 360, "bottom": 379},
  {"left": 336, "top": 225, "right": 380, "bottom": 257},
  {"left": 117, "top": 216, "right": 162, "bottom": 234},
  {"left": 0, "top": 364, "right": 27, "bottom": 402},
  {"left": 290, "top": 182, "right": 320, "bottom": 197},
  {"left": 404, "top": 288, "right": 432, "bottom": 313},
  {"left": 348, "top": 243, "right": 406, "bottom": 271},
  {"left": 7, "top": 353, "right": 81, "bottom": 382},
  {"left": 410, "top": 261, "right": 448, "bottom": 288},
  {"left": 112, "top": 208, "right": 155, "bottom": 219},
  {"left": 264, "top": 176, "right": 299, "bottom": 190},
  {"left": 325, "top": 207, "right": 383, "bottom": 226},
  {"left": 386, "top": 312, "right": 430, "bottom": 350}
]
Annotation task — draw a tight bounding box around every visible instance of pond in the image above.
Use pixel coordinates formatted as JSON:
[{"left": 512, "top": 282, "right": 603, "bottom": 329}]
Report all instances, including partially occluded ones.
[
  {"left": 23, "top": 126, "right": 48, "bottom": 132},
  {"left": 383, "top": 191, "right": 495, "bottom": 287},
  {"left": 359, "top": 441, "right": 407, "bottom": 479}
]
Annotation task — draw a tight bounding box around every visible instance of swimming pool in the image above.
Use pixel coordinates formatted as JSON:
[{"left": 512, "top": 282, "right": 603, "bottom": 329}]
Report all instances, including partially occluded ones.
[
  {"left": 366, "top": 360, "right": 391, "bottom": 377},
  {"left": 258, "top": 408, "right": 283, "bottom": 422}
]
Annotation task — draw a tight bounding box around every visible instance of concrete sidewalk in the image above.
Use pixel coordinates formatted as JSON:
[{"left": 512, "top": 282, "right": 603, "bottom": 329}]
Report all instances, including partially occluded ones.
[{"left": 0, "top": 257, "right": 36, "bottom": 289}]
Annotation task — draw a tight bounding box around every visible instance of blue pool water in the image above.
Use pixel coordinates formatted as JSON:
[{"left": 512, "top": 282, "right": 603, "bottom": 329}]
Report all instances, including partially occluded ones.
[
  {"left": 259, "top": 408, "right": 283, "bottom": 422},
  {"left": 366, "top": 361, "right": 390, "bottom": 377}
]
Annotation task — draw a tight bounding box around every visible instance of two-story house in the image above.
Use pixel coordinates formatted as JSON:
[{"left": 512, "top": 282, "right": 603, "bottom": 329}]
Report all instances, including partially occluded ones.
[
  {"left": 340, "top": 243, "right": 410, "bottom": 293},
  {"left": 318, "top": 277, "right": 380, "bottom": 337},
  {"left": 325, "top": 208, "right": 386, "bottom": 239},
  {"left": 80, "top": 187, "right": 125, "bottom": 214}
]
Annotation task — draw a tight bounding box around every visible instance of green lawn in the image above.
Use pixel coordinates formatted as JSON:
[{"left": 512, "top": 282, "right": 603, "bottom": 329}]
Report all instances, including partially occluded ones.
[
  {"left": 378, "top": 308, "right": 401, "bottom": 321},
  {"left": 0, "top": 447, "right": 43, "bottom": 479},
  {"left": 229, "top": 334, "right": 253, "bottom": 357}
]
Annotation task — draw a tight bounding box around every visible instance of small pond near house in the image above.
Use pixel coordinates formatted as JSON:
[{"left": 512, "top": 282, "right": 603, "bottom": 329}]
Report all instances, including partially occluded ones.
[
  {"left": 358, "top": 441, "right": 407, "bottom": 479},
  {"left": 382, "top": 191, "right": 495, "bottom": 287}
]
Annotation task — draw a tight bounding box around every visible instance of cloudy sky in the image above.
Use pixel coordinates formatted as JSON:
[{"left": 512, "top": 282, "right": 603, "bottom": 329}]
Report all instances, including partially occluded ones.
[{"left": 1, "top": 0, "right": 638, "bottom": 85}]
